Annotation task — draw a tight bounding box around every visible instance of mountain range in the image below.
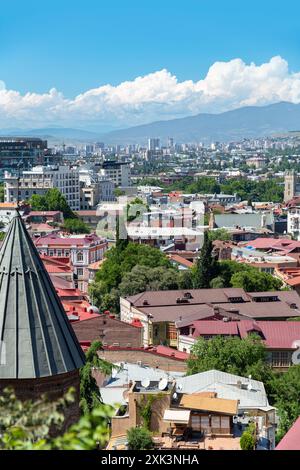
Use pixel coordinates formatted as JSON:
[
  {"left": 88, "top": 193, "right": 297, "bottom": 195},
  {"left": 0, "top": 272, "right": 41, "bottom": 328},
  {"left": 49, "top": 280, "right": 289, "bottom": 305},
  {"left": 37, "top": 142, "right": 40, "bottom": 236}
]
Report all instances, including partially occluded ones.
[
  {"left": 0, "top": 102, "right": 300, "bottom": 144},
  {"left": 103, "top": 102, "right": 300, "bottom": 144}
]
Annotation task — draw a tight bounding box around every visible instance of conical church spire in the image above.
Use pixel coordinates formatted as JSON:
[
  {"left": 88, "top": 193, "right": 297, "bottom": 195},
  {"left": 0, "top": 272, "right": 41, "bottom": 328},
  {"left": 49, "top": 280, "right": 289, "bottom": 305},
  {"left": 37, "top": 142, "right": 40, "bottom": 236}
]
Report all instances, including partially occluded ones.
[{"left": 0, "top": 211, "right": 85, "bottom": 379}]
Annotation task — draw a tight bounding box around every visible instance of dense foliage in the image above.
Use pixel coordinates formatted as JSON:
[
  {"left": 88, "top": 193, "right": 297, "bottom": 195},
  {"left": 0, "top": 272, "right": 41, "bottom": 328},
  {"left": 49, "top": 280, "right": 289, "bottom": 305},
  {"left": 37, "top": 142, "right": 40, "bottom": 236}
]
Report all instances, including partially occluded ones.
[
  {"left": 0, "top": 388, "right": 114, "bottom": 450},
  {"left": 89, "top": 242, "right": 182, "bottom": 312},
  {"left": 137, "top": 176, "right": 284, "bottom": 203},
  {"left": 271, "top": 365, "right": 300, "bottom": 442},
  {"left": 193, "top": 231, "right": 218, "bottom": 288},
  {"left": 64, "top": 218, "right": 91, "bottom": 234},
  {"left": 29, "top": 188, "right": 75, "bottom": 219},
  {"left": 207, "top": 228, "right": 231, "bottom": 242},
  {"left": 80, "top": 341, "right": 113, "bottom": 414},
  {"left": 240, "top": 430, "right": 256, "bottom": 450},
  {"left": 126, "top": 427, "right": 154, "bottom": 450},
  {"left": 187, "top": 335, "right": 272, "bottom": 381}
]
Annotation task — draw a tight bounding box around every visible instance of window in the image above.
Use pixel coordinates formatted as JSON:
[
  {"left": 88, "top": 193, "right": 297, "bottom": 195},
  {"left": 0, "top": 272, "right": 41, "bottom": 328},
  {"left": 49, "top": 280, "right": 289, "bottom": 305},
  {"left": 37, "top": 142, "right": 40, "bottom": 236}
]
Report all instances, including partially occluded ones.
[
  {"left": 77, "top": 251, "right": 84, "bottom": 262},
  {"left": 271, "top": 351, "right": 291, "bottom": 367},
  {"left": 77, "top": 268, "right": 84, "bottom": 276}
]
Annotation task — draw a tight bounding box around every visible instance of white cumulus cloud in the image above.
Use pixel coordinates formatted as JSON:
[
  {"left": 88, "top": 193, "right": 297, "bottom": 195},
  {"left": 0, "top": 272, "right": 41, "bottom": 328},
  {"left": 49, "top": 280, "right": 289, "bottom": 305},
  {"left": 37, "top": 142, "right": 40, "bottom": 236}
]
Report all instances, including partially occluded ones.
[{"left": 0, "top": 55, "right": 300, "bottom": 130}]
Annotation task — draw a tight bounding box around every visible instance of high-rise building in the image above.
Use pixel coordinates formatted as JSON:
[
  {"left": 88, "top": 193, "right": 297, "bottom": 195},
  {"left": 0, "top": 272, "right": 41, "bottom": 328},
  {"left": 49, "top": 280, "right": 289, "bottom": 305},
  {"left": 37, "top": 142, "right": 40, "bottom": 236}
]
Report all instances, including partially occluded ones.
[
  {"left": 148, "top": 138, "right": 160, "bottom": 151},
  {"left": 0, "top": 137, "right": 48, "bottom": 178}
]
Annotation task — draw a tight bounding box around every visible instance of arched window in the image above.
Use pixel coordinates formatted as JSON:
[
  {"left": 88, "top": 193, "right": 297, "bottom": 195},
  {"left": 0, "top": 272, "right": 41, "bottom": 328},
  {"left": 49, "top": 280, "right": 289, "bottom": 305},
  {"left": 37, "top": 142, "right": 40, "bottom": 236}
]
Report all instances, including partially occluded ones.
[{"left": 77, "top": 251, "right": 84, "bottom": 262}]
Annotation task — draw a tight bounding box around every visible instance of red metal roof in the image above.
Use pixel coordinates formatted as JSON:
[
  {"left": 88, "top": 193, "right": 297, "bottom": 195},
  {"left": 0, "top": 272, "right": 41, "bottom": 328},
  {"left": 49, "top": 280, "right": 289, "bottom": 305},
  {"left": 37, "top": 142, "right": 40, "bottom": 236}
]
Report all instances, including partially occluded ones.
[
  {"left": 192, "top": 321, "right": 239, "bottom": 337},
  {"left": 276, "top": 417, "right": 300, "bottom": 450},
  {"left": 188, "top": 320, "right": 300, "bottom": 349},
  {"left": 154, "top": 345, "right": 189, "bottom": 360}
]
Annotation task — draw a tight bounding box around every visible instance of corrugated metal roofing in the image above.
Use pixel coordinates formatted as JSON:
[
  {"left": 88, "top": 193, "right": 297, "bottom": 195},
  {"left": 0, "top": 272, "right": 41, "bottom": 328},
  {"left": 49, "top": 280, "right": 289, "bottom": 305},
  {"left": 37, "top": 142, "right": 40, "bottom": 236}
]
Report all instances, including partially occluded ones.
[
  {"left": 0, "top": 211, "right": 85, "bottom": 379},
  {"left": 175, "top": 370, "right": 268, "bottom": 409}
]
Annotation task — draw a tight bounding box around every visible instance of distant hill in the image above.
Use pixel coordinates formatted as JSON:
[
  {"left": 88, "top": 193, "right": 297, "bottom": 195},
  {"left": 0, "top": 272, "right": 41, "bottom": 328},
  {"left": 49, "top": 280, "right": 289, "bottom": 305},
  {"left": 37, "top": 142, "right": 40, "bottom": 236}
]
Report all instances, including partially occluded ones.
[
  {"left": 103, "top": 102, "right": 300, "bottom": 144},
  {"left": 0, "top": 127, "right": 102, "bottom": 142}
]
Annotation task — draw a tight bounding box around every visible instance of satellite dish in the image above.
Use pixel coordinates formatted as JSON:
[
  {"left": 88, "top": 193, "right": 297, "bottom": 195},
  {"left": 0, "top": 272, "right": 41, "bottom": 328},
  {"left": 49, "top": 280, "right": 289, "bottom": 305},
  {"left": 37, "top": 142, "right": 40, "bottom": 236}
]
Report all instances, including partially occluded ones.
[
  {"left": 158, "top": 378, "right": 168, "bottom": 391},
  {"left": 173, "top": 392, "right": 178, "bottom": 400},
  {"left": 141, "top": 378, "right": 150, "bottom": 389},
  {"left": 247, "top": 383, "right": 253, "bottom": 391},
  {"left": 177, "top": 383, "right": 183, "bottom": 391},
  {"left": 292, "top": 347, "right": 300, "bottom": 365},
  {"left": 111, "top": 368, "right": 118, "bottom": 379}
]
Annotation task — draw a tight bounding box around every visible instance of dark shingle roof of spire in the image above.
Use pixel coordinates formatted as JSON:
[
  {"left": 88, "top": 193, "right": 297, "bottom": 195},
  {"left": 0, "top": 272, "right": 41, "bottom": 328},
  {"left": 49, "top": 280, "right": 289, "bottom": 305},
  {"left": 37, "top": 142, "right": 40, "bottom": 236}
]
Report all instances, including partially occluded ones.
[{"left": 0, "top": 211, "right": 85, "bottom": 379}]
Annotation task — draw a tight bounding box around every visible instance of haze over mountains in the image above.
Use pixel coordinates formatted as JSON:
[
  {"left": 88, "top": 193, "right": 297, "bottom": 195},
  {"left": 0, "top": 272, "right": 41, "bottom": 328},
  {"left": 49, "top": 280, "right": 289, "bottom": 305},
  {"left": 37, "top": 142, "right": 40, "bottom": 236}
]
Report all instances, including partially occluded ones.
[
  {"left": 103, "top": 102, "right": 300, "bottom": 145},
  {"left": 0, "top": 102, "right": 299, "bottom": 144}
]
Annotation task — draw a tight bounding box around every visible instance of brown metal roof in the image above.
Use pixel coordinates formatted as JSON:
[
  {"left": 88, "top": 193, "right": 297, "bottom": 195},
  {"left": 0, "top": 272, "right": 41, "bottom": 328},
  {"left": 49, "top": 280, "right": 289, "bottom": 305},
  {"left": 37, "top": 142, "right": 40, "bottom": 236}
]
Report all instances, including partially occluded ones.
[{"left": 179, "top": 394, "right": 238, "bottom": 415}]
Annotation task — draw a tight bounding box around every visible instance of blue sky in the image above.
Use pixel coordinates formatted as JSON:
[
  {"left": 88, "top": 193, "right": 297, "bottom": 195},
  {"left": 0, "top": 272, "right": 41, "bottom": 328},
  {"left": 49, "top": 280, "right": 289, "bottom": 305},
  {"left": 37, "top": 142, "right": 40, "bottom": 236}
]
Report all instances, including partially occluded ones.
[
  {"left": 0, "top": 0, "right": 298, "bottom": 95},
  {"left": 0, "top": 0, "right": 299, "bottom": 129}
]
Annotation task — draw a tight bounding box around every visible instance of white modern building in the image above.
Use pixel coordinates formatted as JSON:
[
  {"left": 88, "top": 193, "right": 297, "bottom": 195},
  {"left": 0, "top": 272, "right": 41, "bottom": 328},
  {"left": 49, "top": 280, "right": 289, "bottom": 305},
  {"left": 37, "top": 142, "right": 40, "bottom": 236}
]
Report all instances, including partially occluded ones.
[
  {"left": 287, "top": 205, "right": 300, "bottom": 240},
  {"left": 4, "top": 165, "right": 81, "bottom": 210},
  {"left": 99, "top": 161, "right": 131, "bottom": 187}
]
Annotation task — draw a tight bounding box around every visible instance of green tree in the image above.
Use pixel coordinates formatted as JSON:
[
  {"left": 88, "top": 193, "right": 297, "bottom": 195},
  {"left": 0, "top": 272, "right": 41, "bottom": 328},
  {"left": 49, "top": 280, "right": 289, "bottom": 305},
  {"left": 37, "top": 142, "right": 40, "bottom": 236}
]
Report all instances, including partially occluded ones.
[
  {"left": 187, "top": 335, "right": 272, "bottom": 382},
  {"left": 0, "top": 388, "right": 114, "bottom": 450},
  {"left": 193, "top": 231, "right": 218, "bottom": 288},
  {"left": 114, "top": 188, "right": 125, "bottom": 197},
  {"left": 209, "top": 276, "right": 225, "bottom": 288},
  {"left": 119, "top": 265, "right": 181, "bottom": 297},
  {"left": 126, "top": 427, "right": 154, "bottom": 450},
  {"left": 231, "top": 270, "right": 282, "bottom": 292},
  {"left": 271, "top": 365, "right": 300, "bottom": 442},
  {"left": 217, "top": 260, "right": 254, "bottom": 287},
  {"left": 208, "top": 228, "right": 231, "bottom": 242},
  {"left": 240, "top": 431, "right": 256, "bottom": 450},
  {"left": 29, "top": 188, "right": 75, "bottom": 219},
  {"left": 80, "top": 341, "right": 113, "bottom": 414},
  {"left": 64, "top": 218, "right": 91, "bottom": 234},
  {"left": 0, "top": 183, "right": 5, "bottom": 202}
]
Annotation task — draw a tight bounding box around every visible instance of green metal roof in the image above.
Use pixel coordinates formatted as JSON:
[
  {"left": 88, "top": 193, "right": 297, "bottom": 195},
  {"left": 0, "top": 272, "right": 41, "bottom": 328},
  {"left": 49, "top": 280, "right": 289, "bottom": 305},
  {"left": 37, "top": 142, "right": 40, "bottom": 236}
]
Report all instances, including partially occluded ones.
[{"left": 0, "top": 211, "right": 85, "bottom": 379}]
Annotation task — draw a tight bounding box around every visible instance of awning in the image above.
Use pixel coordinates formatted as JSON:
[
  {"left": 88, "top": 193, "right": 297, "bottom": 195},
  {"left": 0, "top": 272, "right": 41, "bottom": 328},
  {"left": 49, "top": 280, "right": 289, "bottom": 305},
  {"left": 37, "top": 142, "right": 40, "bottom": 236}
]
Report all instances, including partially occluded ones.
[{"left": 163, "top": 409, "right": 191, "bottom": 424}]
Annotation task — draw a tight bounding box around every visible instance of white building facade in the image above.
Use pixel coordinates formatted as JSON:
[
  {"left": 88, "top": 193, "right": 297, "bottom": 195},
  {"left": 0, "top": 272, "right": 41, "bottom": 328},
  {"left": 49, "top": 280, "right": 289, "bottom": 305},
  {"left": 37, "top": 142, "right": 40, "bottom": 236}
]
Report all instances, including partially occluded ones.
[{"left": 4, "top": 165, "right": 81, "bottom": 210}]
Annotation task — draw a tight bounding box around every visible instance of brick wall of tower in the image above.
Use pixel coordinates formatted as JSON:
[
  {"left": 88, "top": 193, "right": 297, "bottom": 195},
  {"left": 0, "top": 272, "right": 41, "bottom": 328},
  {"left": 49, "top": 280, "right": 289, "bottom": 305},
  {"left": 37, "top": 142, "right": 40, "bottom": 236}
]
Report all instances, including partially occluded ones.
[{"left": 0, "top": 369, "right": 81, "bottom": 433}]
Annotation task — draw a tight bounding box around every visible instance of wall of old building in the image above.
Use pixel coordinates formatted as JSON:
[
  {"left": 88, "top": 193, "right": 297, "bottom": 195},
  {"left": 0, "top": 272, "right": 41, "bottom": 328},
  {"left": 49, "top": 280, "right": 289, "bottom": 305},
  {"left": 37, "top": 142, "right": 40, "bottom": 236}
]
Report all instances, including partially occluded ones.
[
  {"left": 0, "top": 370, "right": 81, "bottom": 432},
  {"left": 98, "top": 348, "right": 187, "bottom": 373},
  {"left": 71, "top": 315, "right": 143, "bottom": 348}
]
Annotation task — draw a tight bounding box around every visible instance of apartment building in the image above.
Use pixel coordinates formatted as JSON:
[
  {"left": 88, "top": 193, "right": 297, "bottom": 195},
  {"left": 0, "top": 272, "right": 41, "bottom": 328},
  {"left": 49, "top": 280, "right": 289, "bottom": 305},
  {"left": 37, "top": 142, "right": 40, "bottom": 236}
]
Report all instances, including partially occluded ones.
[
  {"left": 4, "top": 165, "right": 80, "bottom": 210},
  {"left": 99, "top": 161, "right": 131, "bottom": 187},
  {"left": 35, "top": 232, "right": 108, "bottom": 292}
]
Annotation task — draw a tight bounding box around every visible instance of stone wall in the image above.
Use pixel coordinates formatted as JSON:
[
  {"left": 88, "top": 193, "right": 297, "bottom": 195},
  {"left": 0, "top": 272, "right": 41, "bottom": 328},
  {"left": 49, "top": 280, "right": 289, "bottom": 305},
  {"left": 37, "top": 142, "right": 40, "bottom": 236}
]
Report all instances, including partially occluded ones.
[{"left": 98, "top": 348, "right": 187, "bottom": 373}]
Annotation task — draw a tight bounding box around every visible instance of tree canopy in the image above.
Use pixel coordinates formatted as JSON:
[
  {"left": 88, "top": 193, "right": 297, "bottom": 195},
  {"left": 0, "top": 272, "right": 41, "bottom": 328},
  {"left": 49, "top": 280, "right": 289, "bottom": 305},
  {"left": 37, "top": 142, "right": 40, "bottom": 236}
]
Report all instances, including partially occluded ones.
[
  {"left": 231, "top": 270, "right": 282, "bottom": 292},
  {"left": 270, "top": 365, "right": 300, "bottom": 442},
  {"left": 80, "top": 341, "right": 113, "bottom": 414},
  {"left": 193, "top": 231, "right": 218, "bottom": 288},
  {"left": 29, "top": 188, "right": 75, "bottom": 219},
  {"left": 89, "top": 242, "right": 180, "bottom": 312},
  {"left": 64, "top": 218, "right": 91, "bottom": 234},
  {"left": 187, "top": 335, "right": 271, "bottom": 381},
  {"left": 126, "top": 427, "right": 154, "bottom": 450}
]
